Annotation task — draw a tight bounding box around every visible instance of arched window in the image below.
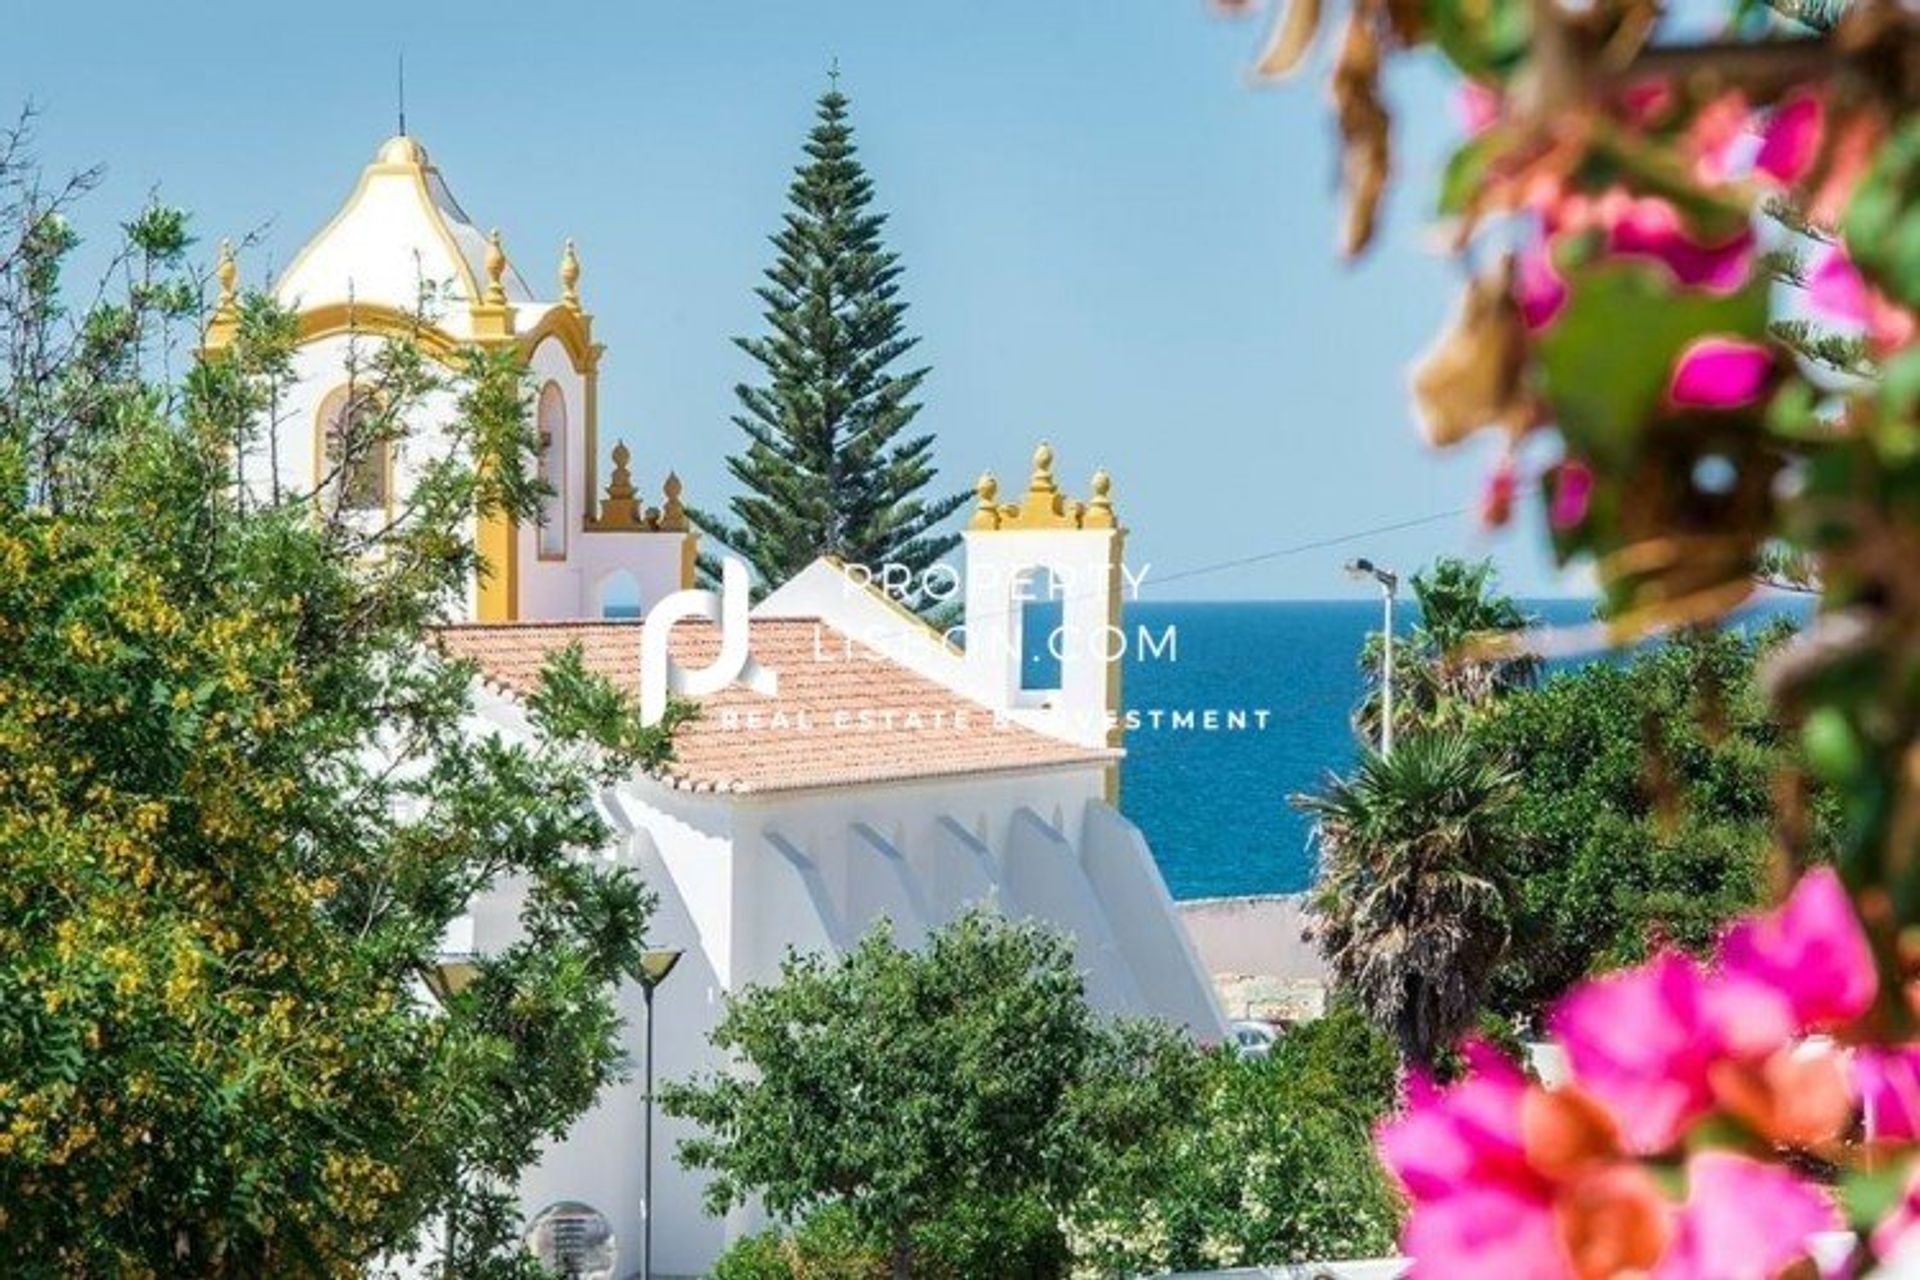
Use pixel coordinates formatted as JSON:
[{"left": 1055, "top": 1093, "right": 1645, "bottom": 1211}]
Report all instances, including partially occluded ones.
[
  {"left": 536, "top": 382, "right": 568, "bottom": 559},
  {"left": 317, "top": 386, "right": 387, "bottom": 513},
  {"left": 1015, "top": 566, "right": 1064, "bottom": 692},
  {"left": 595, "top": 569, "right": 641, "bottom": 619}
]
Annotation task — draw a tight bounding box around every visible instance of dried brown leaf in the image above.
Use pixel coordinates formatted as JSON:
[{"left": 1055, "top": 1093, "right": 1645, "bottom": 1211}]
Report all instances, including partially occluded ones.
[
  {"left": 1409, "top": 269, "right": 1529, "bottom": 447},
  {"left": 1253, "top": 0, "right": 1325, "bottom": 79},
  {"left": 1332, "top": 11, "right": 1390, "bottom": 255}
]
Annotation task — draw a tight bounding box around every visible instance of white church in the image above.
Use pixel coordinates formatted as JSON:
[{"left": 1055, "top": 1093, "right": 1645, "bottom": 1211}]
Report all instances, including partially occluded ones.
[{"left": 204, "top": 132, "right": 1224, "bottom": 1278}]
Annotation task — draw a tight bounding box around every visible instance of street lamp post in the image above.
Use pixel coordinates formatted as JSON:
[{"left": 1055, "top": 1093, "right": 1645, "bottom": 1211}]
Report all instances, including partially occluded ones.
[
  {"left": 1345, "top": 558, "right": 1399, "bottom": 756},
  {"left": 423, "top": 951, "right": 480, "bottom": 1280},
  {"left": 636, "top": 948, "right": 684, "bottom": 1280}
]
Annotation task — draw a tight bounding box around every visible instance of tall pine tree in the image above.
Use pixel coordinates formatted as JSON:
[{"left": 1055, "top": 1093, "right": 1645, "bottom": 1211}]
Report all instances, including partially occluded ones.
[{"left": 697, "top": 85, "right": 967, "bottom": 604}]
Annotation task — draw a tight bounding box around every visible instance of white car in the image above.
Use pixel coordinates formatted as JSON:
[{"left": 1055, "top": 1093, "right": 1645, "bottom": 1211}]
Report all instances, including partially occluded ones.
[{"left": 1230, "top": 1019, "right": 1276, "bottom": 1059}]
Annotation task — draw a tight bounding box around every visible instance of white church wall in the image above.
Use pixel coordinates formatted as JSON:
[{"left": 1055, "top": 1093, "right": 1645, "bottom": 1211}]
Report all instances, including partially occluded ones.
[
  {"left": 461, "top": 674, "right": 1222, "bottom": 1276},
  {"left": 573, "top": 531, "right": 688, "bottom": 618},
  {"left": 1080, "top": 801, "right": 1227, "bottom": 1037},
  {"left": 960, "top": 526, "right": 1123, "bottom": 750}
]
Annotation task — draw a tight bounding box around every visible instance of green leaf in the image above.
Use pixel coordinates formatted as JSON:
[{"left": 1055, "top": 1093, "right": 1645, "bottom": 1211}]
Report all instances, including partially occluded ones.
[
  {"left": 1437, "top": 130, "right": 1505, "bottom": 218},
  {"left": 1427, "top": 0, "right": 1531, "bottom": 78},
  {"left": 1536, "top": 263, "right": 1770, "bottom": 465},
  {"left": 1844, "top": 119, "right": 1920, "bottom": 312}
]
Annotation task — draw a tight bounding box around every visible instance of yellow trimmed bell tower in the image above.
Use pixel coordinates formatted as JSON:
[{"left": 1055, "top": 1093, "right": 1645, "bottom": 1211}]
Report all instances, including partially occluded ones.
[{"left": 205, "top": 134, "right": 689, "bottom": 624}]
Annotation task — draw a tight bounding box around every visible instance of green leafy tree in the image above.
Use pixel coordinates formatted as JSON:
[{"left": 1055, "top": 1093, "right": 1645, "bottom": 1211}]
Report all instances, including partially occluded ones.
[
  {"left": 1480, "top": 624, "right": 1828, "bottom": 1022},
  {"left": 0, "top": 119, "right": 676, "bottom": 1277},
  {"left": 1355, "top": 557, "right": 1538, "bottom": 745},
  {"left": 661, "top": 911, "right": 1190, "bottom": 1280},
  {"left": 1295, "top": 734, "right": 1518, "bottom": 1071},
  {"left": 1064, "top": 1003, "right": 1401, "bottom": 1276},
  {"left": 695, "top": 85, "right": 968, "bottom": 606}
]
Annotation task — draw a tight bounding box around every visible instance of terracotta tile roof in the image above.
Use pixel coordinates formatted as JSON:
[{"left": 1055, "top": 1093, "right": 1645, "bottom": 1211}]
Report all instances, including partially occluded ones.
[{"left": 435, "top": 617, "right": 1114, "bottom": 794}]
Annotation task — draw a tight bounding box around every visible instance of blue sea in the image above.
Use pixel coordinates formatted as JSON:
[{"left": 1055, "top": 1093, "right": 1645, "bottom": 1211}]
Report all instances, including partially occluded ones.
[{"left": 1111, "top": 599, "right": 1811, "bottom": 901}]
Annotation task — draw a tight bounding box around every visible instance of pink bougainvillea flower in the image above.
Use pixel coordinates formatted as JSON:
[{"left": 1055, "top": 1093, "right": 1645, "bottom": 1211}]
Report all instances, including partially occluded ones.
[
  {"left": 1856, "top": 1045, "right": 1920, "bottom": 1142},
  {"left": 1548, "top": 460, "right": 1592, "bottom": 531},
  {"left": 1755, "top": 89, "right": 1824, "bottom": 186},
  {"left": 1810, "top": 246, "right": 1873, "bottom": 326},
  {"left": 1552, "top": 953, "right": 1738, "bottom": 1153},
  {"left": 1617, "top": 78, "right": 1676, "bottom": 130},
  {"left": 1687, "top": 90, "right": 1753, "bottom": 185},
  {"left": 1809, "top": 247, "right": 1919, "bottom": 355},
  {"left": 1515, "top": 239, "right": 1568, "bottom": 331},
  {"left": 1652, "top": 1151, "right": 1835, "bottom": 1280},
  {"left": 1720, "top": 867, "right": 1876, "bottom": 1029},
  {"left": 1667, "top": 337, "right": 1774, "bottom": 409},
  {"left": 1479, "top": 456, "right": 1517, "bottom": 528},
  {"left": 1455, "top": 80, "right": 1501, "bottom": 136},
  {"left": 1606, "top": 197, "right": 1755, "bottom": 292},
  {"left": 1382, "top": 1047, "right": 1669, "bottom": 1279}
]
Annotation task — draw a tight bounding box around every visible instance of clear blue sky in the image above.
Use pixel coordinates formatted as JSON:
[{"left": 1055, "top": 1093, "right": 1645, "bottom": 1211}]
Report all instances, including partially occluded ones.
[{"left": 4, "top": 0, "right": 1582, "bottom": 599}]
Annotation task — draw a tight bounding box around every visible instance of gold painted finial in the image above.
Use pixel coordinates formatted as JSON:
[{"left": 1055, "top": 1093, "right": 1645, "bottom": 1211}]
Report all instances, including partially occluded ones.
[
  {"left": 1084, "top": 467, "right": 1116, "bottom": 529},
  {"left": 659, "top": 470, "right": 687, "bottom": 531},
  {"left": 971, "top": 445, "right": 1122, "bottom": 533},
  {"left": 598, "top": 440, "right": 644, "bottom": 528},
  {"left": 969, "top": 471, "right": 1002, "bottom": 530},
  {"left": 560, "top": 239, "right": 581, "bottom": 311},
  {"left": 484, "top": 229, "right": 508, "bottom": 306},
  {"left": 1029, "top": 442, "right": 1058, "bottom": 494},
  {"left": 215, "top": 239, "right": 238, "bottom": 310}
]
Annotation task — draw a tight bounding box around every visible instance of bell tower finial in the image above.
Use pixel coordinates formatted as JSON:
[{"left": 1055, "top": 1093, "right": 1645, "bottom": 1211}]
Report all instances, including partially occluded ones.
[
  {"left": 484, "top": 230, "right": 508, "bottom": 306},
  {"left": 560, "top": 239, "right": 581, "bottom": 311}
]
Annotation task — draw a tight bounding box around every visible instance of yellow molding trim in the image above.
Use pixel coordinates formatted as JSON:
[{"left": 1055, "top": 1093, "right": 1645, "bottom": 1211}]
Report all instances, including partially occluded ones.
[
  {"left": 288, "top": 302, "right": 469, "bottom": 365},
  {"left": 475, "top": 502, "right": 520, "bottom": 621}
]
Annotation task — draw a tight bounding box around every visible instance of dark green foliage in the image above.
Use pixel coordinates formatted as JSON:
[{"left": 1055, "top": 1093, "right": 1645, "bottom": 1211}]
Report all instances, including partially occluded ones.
[
  {"left": 1065, "top": 1003, "right": 1402, "bottom": 1275},
  {"left": 0, "top": 119, "right": 678, "bottom": 1276},
  {"left": 1481, "top": 625, "right": 1824, "bottom": 1023},
  {"left": 1297, "top": 734, "right": 1519, "bottom": 1071},
  {"left": 662, "top": 912, "right": 1199, "bottom": 1279},
  {"left": 695, "top": 88, "right": 967, "bottom": 607},
  {"left": 1355, "top": 556, "right": 1539, "bottom": 745}
]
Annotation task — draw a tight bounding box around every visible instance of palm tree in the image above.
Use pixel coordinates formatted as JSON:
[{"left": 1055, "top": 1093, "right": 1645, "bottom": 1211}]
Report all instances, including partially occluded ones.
[
  {"left": 1355, "top": 557, "right": 1539, "bottom": 746},
  {"left": 1295, "top": 734, "right": 1518, "bottom": 1073}
]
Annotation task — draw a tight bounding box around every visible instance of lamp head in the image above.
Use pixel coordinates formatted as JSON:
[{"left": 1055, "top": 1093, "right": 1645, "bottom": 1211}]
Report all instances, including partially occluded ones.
[
  {"left": 1345, "top": 558, "right": 1375, "bottom": 580},
  {"left": 636, "top": 948, "right": 684, "bottom": 991}
]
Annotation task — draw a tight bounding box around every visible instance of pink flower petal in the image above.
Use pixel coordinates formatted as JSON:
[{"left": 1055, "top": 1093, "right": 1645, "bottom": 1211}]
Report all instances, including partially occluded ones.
[
  {"left": 1381, "top": 1048, "right": 1570, "bottom": 1277},
  {"left": 1719, "top": 867, "right": 1876, "bottom": 1030},
  {"left": 1380, "top": 1048, "right": 1535, "bottom": 1199},
  {"left": 1516, "top": 240, "right": 1568, "bottom": 331},
  {"left": 1667, "top": 337, "right": 1773, "bottom": 410},
  {"left": 1552, "top": 953, "right": 1726, "bottom": 1153},
  {"left": 1756, "top": 90, "right": 1824, "bottom": 186},
  {"left": 1455, "top": 80, "right": 1501, "bottom": 136},
  {"left": 1549, "top": 461, "right": 1592, "bottom": 531},
  {"left": 1480, "top": 458, "right": 1517, "bottom": 528},
  {"left": 1809, "top": 247, "right": 1872, "bottom": 326},
  {"left": 1856, "top": 1046, "right": 1920, "bottom": 1142},
  {"left": 1402, "top": 1183, "right": 1569, "bottom": 1280},
  {"left": 1688, "top": 91, "right": 1753, "bottom": 186},
  {"left": 1607, "top": 198, "right": 1755, "bottom": 292},
  {"left": 1653, "top": 1152, "right": 1835, "bottom": 1280}
]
